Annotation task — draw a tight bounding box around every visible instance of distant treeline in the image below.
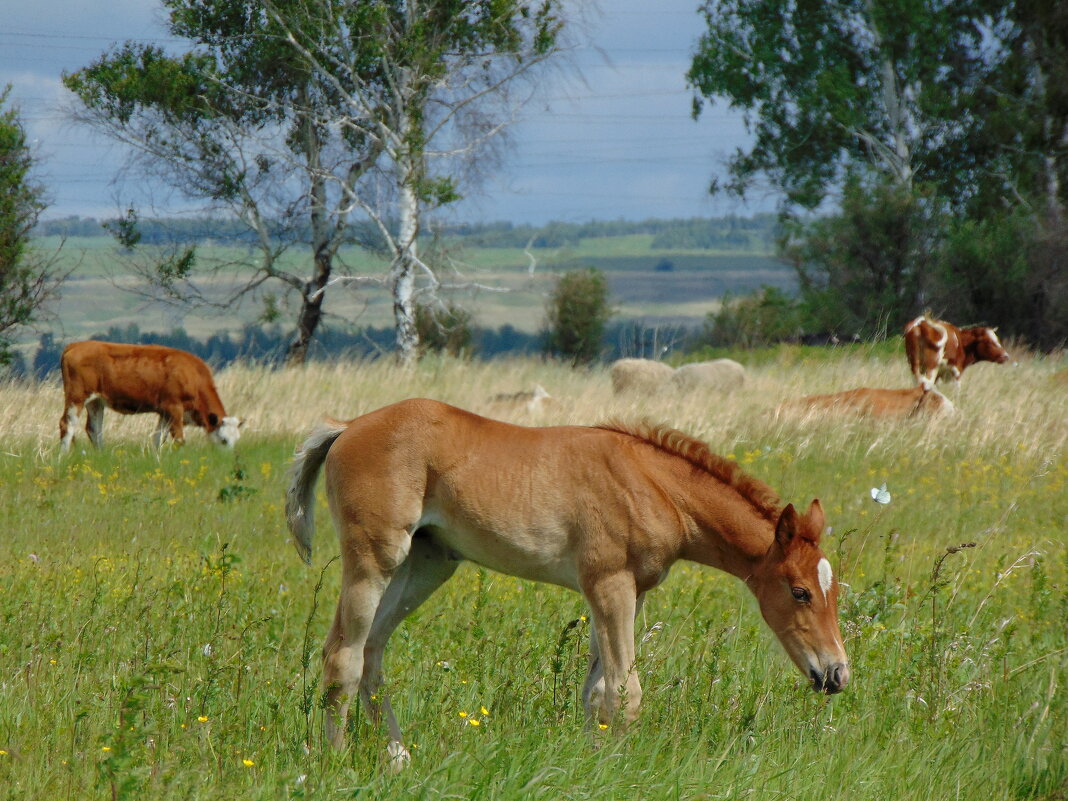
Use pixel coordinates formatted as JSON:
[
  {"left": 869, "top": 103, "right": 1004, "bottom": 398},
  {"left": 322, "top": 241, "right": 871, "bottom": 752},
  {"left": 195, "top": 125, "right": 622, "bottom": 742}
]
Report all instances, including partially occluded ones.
[
  {"left": 35, "top": 214, "right": 778, "bottom": 251},
  {"left": 20, "top": 318, "right": 682, "bottom": 379}
]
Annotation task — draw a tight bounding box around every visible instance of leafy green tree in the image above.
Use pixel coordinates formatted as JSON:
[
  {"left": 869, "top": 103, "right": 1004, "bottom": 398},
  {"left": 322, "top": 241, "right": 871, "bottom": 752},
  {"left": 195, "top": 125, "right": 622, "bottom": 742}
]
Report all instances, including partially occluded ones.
[
  {"left": 65, "top": 0, "right": 563, "bottom": 365},
  {"left": 687, "top": 0, "right": 1004, "bottom": 209},
  {"left": 781, "top": 176, "right": 943, "bottom": 337},
  {"left": 934, "top": 210, "right": 1068, "bottom": 348},
  {"left": 0, "top": 86, "right": 65, "bottom": 364},
  {"left": 64, "top": 2, "right": 371, "bottom": 364},
  {"left": 543, "top": 268, "right": 613, "bottom": 366}
]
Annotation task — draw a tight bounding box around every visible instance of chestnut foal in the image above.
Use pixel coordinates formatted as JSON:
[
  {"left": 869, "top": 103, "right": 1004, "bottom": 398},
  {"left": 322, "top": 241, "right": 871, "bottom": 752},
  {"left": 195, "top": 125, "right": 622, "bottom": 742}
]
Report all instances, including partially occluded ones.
[{"left": 286, "top": 399, "right": 849, "bottom": 764}]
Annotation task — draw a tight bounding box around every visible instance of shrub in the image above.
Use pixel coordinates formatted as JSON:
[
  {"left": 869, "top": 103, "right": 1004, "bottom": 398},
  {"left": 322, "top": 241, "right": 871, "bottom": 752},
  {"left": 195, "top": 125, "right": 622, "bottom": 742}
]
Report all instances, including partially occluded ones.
[
  {"left": 700, "top": 286, "right": 803, "bottom": 348},
  {"left": 543, "top": 267, "right": 614, "bottom": 365},
  {"left": 414, "top": 300, "right": 475, "bottom": 358}
]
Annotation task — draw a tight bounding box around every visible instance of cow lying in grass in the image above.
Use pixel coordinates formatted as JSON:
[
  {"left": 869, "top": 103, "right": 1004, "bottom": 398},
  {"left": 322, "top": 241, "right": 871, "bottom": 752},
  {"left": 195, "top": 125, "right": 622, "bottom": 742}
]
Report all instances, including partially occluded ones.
[
  {"left": 59, "top": 340, "right": 242, "bottom": 451},
  {"left": 781, "top": 385, "right": 956, "bottom": 420}
]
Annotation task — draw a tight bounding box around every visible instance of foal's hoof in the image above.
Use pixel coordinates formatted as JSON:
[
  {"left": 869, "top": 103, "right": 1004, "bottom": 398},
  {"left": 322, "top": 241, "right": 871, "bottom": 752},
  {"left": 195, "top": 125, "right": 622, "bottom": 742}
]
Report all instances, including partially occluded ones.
[{"left": 386, "top": 740, "right": 411, "bottom": 773}]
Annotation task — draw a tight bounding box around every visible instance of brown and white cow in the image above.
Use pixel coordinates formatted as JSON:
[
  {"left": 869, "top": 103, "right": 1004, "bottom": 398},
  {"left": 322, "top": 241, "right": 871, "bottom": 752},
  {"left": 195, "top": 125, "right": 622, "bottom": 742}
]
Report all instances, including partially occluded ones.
[
  {"left": 903, "top": 315, "right": 1009, "bottom": 389},
  {"left": 782, "top": 385, "right": 956, "bottom": 420},
  {"left": 59, "top": 340, "right": 242, "bottom": 451}
]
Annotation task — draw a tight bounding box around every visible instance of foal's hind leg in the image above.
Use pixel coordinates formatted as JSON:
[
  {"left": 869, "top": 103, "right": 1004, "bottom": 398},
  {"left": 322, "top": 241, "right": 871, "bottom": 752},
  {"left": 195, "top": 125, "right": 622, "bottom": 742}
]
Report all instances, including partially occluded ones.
[
  {"left": 359, "top": 535, "right": 458, "bottom": 769},
  {"left": 322, "top": 528, "right": 412, "bottom": 750}
]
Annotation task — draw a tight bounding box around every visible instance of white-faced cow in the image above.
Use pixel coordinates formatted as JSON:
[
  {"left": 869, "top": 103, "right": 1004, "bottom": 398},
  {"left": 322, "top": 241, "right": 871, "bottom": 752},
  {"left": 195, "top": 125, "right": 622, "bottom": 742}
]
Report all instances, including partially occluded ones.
[
  {"left": 903, "top": 316, "right": 1009, "bottom": 389},
  {"left": 59, "top": 341, "right": 242, "bottom": 451}
]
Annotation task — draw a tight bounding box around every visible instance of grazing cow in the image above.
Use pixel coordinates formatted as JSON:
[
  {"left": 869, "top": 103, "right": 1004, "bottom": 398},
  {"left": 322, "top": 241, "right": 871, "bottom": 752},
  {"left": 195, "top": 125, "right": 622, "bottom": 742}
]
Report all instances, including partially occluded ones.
[
  {"left": 59, "top": 340, "right": 242, "bottom": 451},
  {"left": 903, "top": 316, "right": 1009, "bottom": 389},
  {"left": 782, "top": 385, "right": 956, "bottom": 420},
  {"left": 286, "top": 399, "right": 849, "bottom": 764}
]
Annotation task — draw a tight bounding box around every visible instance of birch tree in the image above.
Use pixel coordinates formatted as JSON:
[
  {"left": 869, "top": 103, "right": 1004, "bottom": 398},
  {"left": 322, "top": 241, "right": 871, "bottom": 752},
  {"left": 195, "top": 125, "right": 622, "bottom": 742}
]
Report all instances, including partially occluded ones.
[
  {"left": 64, "top": 0, "right": 563, "bottom": 364},
  {"left": 270, "top": 0, "right": 563, "bottom": 363}
]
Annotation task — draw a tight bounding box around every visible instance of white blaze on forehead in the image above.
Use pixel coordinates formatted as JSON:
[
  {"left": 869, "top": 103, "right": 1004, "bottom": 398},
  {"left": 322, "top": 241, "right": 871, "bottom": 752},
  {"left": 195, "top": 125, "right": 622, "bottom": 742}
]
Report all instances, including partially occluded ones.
[
  {"left": 987, "top": 328, "right": 1004, "bottom": 349},
  {"left": 817, "top": 558, "right": 833, "bottom": 598}
]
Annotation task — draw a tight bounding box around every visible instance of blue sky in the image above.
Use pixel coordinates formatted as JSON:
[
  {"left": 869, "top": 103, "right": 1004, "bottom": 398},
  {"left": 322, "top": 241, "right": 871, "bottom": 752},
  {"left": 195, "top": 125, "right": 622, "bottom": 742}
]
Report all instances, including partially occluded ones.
[{"left": 0, "top": 0, "right": 777, "bottom": 225}]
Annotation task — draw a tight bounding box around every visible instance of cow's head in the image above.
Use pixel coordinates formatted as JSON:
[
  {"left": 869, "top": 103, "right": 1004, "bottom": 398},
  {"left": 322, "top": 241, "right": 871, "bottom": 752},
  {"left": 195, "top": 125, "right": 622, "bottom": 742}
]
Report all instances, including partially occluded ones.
[
  {"left": 208, "top": 414, "right": 243, "bottom": 447},
  {"left": 969, "top": 327, "right": 1009, "bottom": 365}
]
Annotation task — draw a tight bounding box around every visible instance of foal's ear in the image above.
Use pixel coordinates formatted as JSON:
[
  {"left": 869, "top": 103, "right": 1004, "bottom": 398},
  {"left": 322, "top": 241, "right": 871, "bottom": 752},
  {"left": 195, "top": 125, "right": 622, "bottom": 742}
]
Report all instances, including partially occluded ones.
[
  {"left": 774, "top": 503, "right": 799, "bottom": 549},
  {"left": 806, "top": 499, "right": 826, "bottom": 539}
]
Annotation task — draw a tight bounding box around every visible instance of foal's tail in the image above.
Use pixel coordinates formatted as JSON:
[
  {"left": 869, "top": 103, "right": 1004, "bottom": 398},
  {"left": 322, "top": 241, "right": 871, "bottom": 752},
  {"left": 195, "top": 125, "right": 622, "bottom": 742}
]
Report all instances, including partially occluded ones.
[{"left": 285, "top": 417, "right": 349, "bottom": 564}]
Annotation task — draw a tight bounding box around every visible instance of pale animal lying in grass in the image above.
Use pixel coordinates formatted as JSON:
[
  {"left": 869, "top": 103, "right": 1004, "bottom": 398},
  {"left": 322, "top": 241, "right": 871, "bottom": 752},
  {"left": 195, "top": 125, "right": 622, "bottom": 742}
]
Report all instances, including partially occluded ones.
[
  {"left": 671, "top": 358, "right": 746, "bottom": 393},
  {"left": 609, "top": 358, "right": 675, "bottom": 395},
  {"left": 487, "top": 383, "right": 554, "bottom": 413},
  {"left": 286, "top": 398, "right": 849, "bottom": 768},
  {"left": 610, "top": 357, "right": 746, "bottom": 396}
]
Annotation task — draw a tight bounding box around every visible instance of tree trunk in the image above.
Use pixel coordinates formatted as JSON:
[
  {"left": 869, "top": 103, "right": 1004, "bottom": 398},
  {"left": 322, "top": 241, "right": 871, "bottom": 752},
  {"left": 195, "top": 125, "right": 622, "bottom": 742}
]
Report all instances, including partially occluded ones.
[
  {"left": 287, "top": 96, "right": 332, "bottom": 366},
  {"left": 392, "top": 172, "right": 420, "bottom": 366},
  {"left": 286, "top": 250, "right": 330, "bottom": 365},
  {"left": 865, "top": 1, "right": 913, "bottom": 189}
]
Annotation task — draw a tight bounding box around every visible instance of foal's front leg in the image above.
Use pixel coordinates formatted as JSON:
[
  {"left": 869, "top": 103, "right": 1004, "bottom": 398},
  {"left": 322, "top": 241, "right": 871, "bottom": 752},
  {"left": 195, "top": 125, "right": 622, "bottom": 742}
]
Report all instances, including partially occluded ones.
[{"left": 583, "top": 572, "right": 642, "bottom": 728}]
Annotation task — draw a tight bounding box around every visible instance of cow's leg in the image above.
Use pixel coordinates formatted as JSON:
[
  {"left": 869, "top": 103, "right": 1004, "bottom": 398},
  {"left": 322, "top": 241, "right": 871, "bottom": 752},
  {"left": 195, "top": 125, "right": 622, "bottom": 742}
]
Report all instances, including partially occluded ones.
[
  {"left": 85, "top": 397, "right": 106, "bottom": 448},
  {"left": 152, "top": 417, "right": 170, "bottom": 449},
  {"left": 582, "top": 592, "right": 646, "bottom": 728},
  {"left": 582, "top": 572, "right": 641, "bottom": 728},
  {"left": 323, "top": 525, "right": 412, "bottom": 751},
  {"left": 155, "top": 405, "right": 185, "bottom": 447},
  {"left": 357, "top": 534, "right": 458, "bottom": 769},
  {"left": 60, "top": 402, "right": 83, "bottom": 452}
]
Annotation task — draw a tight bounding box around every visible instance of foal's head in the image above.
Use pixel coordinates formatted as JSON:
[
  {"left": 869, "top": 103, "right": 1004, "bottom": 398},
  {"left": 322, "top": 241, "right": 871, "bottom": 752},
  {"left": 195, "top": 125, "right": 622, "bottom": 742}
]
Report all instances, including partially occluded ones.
[{"left": 751, "top": 499, "right": 850, "bottom": 694}]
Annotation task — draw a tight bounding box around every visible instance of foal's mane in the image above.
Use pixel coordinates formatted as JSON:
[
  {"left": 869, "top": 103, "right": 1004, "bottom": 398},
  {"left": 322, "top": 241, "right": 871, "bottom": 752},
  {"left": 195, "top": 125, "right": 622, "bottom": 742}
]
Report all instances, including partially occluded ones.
[{"left": 598, "top": 420, "right": 782, "bottom": 523}]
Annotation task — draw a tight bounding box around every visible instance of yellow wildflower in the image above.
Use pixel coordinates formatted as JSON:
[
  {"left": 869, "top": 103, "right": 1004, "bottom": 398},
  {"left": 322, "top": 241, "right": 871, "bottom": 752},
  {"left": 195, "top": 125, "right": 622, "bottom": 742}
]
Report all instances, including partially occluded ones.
[
  {"left": 198, "top": 715, "right": 209, "bottom": 723},
  {"left": 242, "top": 759, "right": 255, "bottom": 767}
]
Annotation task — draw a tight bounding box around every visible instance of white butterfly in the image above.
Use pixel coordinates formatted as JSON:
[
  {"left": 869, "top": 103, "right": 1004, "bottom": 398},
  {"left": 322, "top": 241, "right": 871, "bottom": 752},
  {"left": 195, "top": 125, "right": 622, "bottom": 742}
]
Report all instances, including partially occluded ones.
[{"left": 870, "top": 483, "right": 891, "bottom": 505}]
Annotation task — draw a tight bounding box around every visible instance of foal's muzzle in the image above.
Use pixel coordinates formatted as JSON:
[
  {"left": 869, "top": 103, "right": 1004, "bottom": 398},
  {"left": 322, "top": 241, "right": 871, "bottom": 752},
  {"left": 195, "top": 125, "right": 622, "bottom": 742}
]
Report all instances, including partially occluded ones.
[{"left": 810, "top": 662, "right": 850, "bottom": 694}]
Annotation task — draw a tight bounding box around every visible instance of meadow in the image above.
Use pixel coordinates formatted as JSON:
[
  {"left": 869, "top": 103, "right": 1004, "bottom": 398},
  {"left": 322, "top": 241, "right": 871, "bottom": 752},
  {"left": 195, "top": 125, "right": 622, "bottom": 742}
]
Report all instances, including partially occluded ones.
[
  {"left": 34, "top": 235, "right": 791, "bottom": 345},
  {"left": 0, "top": 346, "right": 1064, "bottom": 800}
]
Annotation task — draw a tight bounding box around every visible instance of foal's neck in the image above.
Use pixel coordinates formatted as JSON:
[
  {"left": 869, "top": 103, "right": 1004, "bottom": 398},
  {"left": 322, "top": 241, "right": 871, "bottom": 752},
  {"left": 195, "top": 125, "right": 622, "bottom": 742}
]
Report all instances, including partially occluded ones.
[{"left": 680, "top": 493, "right": 777, "bottom": 581}]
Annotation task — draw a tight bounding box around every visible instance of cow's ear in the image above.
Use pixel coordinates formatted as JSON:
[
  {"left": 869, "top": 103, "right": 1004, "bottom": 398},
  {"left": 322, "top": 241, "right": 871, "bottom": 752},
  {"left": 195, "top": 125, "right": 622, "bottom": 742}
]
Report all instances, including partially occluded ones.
[{"left": 208, "top": 413, "right": 219, "bottom": 427}]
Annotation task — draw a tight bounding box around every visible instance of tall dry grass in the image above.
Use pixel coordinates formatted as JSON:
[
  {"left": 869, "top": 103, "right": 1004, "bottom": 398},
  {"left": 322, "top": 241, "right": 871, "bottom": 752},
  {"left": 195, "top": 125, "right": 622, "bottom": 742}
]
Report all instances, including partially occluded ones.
[{"left": 6, "top": 346, "right": 1064, "bottom": 466}]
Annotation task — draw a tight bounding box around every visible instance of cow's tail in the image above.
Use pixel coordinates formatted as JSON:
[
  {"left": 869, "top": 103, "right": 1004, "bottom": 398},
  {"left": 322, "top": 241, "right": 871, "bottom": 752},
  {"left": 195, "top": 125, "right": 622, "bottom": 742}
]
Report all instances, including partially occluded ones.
[{"left": 285, "top": 418, "right": 349, "bottom": 565}]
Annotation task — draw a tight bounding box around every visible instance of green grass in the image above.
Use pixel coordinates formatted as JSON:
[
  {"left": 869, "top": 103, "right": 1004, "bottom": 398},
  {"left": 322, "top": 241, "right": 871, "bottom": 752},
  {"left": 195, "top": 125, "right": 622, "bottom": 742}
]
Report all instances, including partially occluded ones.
[{"left": 0, "top": 355, "right": 1065, "bottom": 800}]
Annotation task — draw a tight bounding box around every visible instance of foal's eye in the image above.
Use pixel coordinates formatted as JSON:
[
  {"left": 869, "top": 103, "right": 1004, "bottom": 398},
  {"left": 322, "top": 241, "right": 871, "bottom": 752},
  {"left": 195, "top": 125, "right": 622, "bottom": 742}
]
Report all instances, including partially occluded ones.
[{"left": 791, "top": 587, "right": 811, "bottom": 603}]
